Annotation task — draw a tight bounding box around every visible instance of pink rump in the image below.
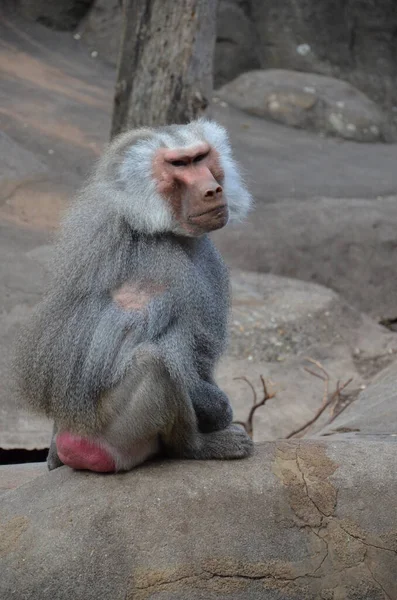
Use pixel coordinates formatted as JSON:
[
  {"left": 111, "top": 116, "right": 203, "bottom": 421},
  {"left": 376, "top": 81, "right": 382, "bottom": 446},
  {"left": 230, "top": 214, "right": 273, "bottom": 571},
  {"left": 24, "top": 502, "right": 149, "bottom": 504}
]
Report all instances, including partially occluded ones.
[{"left": 56, "top": 432, "right": 116, "bottom": 473}]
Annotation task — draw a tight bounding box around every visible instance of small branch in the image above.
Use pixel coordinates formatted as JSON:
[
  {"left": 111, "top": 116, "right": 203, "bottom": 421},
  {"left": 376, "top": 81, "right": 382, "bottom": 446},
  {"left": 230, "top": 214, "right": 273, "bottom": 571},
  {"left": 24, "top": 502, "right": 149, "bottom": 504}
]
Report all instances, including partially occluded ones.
[
  {"left": 233, "top": 376, "right": 257, "bottom": 405},
  {"left": 325, "top": 386, "right": 358, "bottom": 425},
  {"left": 233, "top": 375, "right": 276, "bottom": 438},
  {"left": 303, "top": 357, "right": 329, "bottom": 379},
  {"left": 304, "top": 357, "right": 329, "bottom": 407},
  {"left": 286, "top": 377, "right": 352, "bottom": 439}
]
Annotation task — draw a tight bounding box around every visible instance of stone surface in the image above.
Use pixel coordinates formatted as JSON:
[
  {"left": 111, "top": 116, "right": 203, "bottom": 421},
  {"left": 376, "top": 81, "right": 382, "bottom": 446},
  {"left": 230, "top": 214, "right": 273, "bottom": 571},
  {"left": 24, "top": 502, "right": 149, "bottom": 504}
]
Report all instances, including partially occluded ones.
[
  {"left": 2, "top": 11, "right": 397, "bottom": 449},
  {"left": 214, "top": 0, "right": 260, "bottom": 88},
  {"left": 0, "top": 222, "right": 53, "bottom": 449},
  {"left": 3, "top": 12, "right": 397, "bottom": 318},
  {"left": 214, "top": 190, "right": 397, "bottom": 319},
  {"left": 220, "top": 271, "right": 397, "bottom": 441},
  {"left": 315, "top": 359, "right": 397, "bottom": 441},
  {"left": 229, "top": 271, "right": 395, "bottom": 363},
  {"left": 0, "top": 462, "right": 46, "bottom": 496},
  {"left": 0, "top": 15, "right": 397, "bottom": 449},
  {"left": 219, "top": 351, "right": 360, "bottom": 441},
  {"left": 250, "top": 0, "right": 397, "bottom": 123},
  {"left": 219, "top": 69, "right": 389, "bottom": 142},
  {"left": 1, "top": 442, "right": 396, "bottom": 599},
  {"left": 33, "top": 0, "right": 397, "bottom": 125},
  {"left": 79, "top": 0, "right": 122, "bottom": 66},
  {"left": 16, "top": 0, "right": 93, "bottom": 31}
]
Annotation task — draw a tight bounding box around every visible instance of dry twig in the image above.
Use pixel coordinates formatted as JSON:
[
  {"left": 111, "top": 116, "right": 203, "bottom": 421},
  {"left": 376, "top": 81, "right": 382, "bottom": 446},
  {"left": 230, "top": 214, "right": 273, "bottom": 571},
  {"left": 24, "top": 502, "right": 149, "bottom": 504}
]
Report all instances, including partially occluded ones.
[
  {"left": 233, "top": 375, "right": 276, "bottom": 438},
  {"left": 286, "top": 358, "right": 353, "bottom": 439},
  {"left": 303, "top": 357, "right": 329, "bottom": 407}
]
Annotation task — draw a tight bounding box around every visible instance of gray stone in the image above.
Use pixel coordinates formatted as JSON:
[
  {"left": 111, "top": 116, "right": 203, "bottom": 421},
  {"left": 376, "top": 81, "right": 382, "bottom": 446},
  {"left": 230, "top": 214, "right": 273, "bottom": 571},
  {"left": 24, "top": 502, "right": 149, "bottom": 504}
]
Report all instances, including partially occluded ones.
[
  {"left": 0, "top": 131, "right": 48, "bottom": 181},
  {"left": 0, "top": 223, "right": 53, "bottom": 450},
  {"left": 79, "top": 0, "right": 122, "bottom": 66},
  {"left": 315, "top": 359, "right": 397, "bottom": 441},
  {"left": 0, "top": 463, "right": 46, "bottom": 496},
  {"left": 17, "top": 0, "right": 93, "bottom": 30},
  {"left": 214, "top": 1, "right": 260, "bottom": 88},
  {"left": 15, "top": 0, "right": 397, "bottom": 127},
  {"left": 3, "top": 13, "right": 397, "bottom": 319},
  {"left": 250, "top": 0, "right": 397, "bottom": 123},
  {"left": 218, "top": 350, "right": 360, "bottom": 441},
  {"left": 218, "top": 69, "right": 389, "bottom": 142},
  {"left": 2, "top": 13, "right": 397, "bottom": 452},
  {"left": 229, "top": 271, "right": 395, "bottom": 363},
  {"left": 220, "top": 271, "right": 397, "bottom": 441},
  {"left": 1, "top": 442, "right": 396, "bottom": 599},
  {"left": 215, "top": 192, "right": 397, "bottom": 319}
]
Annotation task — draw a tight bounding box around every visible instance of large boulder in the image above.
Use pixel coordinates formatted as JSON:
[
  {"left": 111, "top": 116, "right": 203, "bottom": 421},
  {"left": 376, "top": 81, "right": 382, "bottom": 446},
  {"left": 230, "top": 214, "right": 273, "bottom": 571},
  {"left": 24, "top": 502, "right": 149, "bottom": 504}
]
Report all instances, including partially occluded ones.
[
  {"left": 228, "top": 271, "right": 395, "bottom": 364},
  {"left": 79, "top": 0, "right": 122, "bottom": 66},
  {"left": 250, "top": 0, "right": 397, "bottom": 119},
  {"left": 218, "top": 70, "right": 389, "bottom": 142},
  {"left": 215, "top": 0, "right": 397, "bottom": 125},
  {"left": 214, "top": 193, "right": 397, "bottom": 320},
  {"left": 220, "top": 271, "right": 397, "bottom": 441},
  {"left": 214, "top": 1, "right": 260, "bottom": 88},
  {"left": 16, "top": 0, "right": 93, "bottom": 30},
  {"left": 1, "top": 442, "right": 396, "bottom": 599},
  {"left": 2, "top": 13, "right": 397, "bottom": 451},
  {"left": 15, "top": 0, "right": 397, "bottom": 122},
  {"left": 3, "top": 254, "right": 396, "bottom": 448}
]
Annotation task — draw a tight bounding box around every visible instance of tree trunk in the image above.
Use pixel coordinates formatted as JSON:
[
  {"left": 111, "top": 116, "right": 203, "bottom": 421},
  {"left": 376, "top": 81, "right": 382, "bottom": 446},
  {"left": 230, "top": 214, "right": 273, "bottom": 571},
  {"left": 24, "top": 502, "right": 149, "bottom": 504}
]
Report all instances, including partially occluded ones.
[{"left": 111, "top": 0, "right": 217, "bottom": 137}]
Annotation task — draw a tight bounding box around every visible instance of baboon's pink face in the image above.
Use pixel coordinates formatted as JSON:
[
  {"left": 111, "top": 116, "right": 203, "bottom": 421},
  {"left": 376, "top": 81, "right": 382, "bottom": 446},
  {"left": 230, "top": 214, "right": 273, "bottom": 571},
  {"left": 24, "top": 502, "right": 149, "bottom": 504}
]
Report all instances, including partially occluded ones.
[{"left": 153, "top": 142, "right": 228, "bottom": 236}]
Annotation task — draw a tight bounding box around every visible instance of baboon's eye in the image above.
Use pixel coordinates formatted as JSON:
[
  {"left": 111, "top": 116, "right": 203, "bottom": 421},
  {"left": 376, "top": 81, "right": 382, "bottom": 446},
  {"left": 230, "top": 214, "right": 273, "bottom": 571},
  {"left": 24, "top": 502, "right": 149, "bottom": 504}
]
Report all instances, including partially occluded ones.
[{"left": 193, "top": 152, "right": 209, "bottom": 163}]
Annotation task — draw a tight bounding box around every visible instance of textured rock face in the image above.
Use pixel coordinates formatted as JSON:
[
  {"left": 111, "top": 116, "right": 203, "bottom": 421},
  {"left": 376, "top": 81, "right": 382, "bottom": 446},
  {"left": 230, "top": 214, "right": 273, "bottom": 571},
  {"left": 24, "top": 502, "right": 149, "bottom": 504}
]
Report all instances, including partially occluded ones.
[
  {"left": 219, "top": 70, "right": 389, "bottom": 142},
  {"left": 1, "top": 442, "right": 396, "bottom": 599},
  {"left": 249, "top": 0, "right": 397, "bottom": 117},
  {"left": 214, "top": 0, "right": 260, "bottom": 88},
  {"left": 315, "top": 359, "right": 397, "bottom": 441},
  {"left": 16, "top": 0, "right": 397, "bottom": 121},
  {"left": 219, "top": 271, "right": 397, "bottom": 441},
  {"left": 17, "top": 0, "right": 93, "bottom": 30},
  {"left": 79, "top": 0, "right": 122, "bottom": 66},
  {"left": 0, "top": 463, "right": 46, "bottom": 496},
  {"left": 214, "top": 193, "right": 397, "bottom": 319},
  {"left": 228, "top": 271, "right": 395, "bottom": 365}
]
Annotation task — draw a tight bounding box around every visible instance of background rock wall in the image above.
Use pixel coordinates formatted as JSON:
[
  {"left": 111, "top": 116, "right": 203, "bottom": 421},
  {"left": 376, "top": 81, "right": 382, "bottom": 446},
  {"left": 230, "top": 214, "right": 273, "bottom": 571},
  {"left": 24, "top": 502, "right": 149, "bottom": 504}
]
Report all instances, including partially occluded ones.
[{"left": 16, "top": 0, "right": 396, "bottom": 120}]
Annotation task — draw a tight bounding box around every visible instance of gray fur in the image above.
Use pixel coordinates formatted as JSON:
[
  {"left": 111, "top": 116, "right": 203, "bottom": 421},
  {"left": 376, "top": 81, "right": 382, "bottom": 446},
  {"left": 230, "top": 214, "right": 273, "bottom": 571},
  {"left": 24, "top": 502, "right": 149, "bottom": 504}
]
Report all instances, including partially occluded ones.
[{"left": 14, "top": 120, "right": 254, "bottom": 469}]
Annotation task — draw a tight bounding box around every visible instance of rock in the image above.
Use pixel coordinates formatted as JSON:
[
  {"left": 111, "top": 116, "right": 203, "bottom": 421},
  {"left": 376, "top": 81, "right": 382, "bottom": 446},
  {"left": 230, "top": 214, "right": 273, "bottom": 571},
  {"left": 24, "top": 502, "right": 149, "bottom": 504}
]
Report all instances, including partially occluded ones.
[
  {"left": 79, "top": 0, "right": 122, "bottom": 66},
  {"left": 214, "top": 1, "right": 260, "bottom": 88},
  {"left": 214, "top": 193, "right": 397, "bottom": 319},
  {"left": 315, "top": 359, "right": 397, "bottom": 441},
  {"left": 218, "top": 350, "right": 360, "bottom": 441},
  {"left": 250, "top": 0, "right": 397, "bottom": 122},
  {"left": 2, "top": 13, "right": 397, "bottom": 451},
  {"left": 4, "top": 12, "right": 397, "bottom": 318},
  {"left": 16, "top": 0, "right": 93, "bottom": 30},
  {"left": 218, "top": 70, "right": 389, "bottom": 142},
  {"left": 219, "top": 271, "right": 397, "bottom": 441},
  {"left": 77, "top": 0, "right": 260, "bottom": 80},
  {"left": 228, "top": 271, "right": 395, "bottom": 363},
  {"left": 15, "top": 0, "right": 397, "bottom": 125},
  {"left": 0, "top": 132, "right": 48, "bottom": 181},
  {"left": 0, "top": 463, "right": 46, "bottom": 496},
  {"left": 0, "top": 224, "right": 53, "bottom": 450},
  {"left": 1, "top": 442, "right": 396, "bottom": 599}
]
